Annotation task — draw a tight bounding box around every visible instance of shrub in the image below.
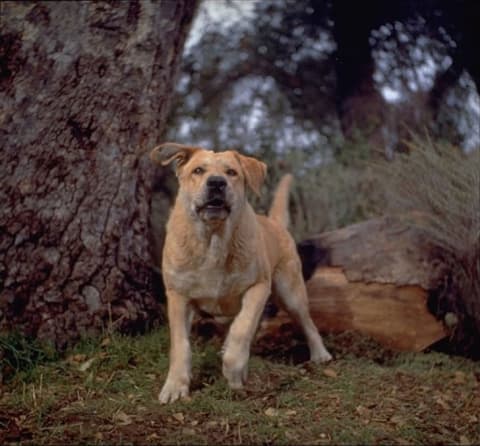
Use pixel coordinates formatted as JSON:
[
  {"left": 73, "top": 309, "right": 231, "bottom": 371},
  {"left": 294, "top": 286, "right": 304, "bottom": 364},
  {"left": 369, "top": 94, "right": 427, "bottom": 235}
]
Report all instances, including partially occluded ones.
[
  {"left": 253, "top": 147, "right": 382, "bottom": 241},
  {"left": 374, "top": 135, "right": 480, "bottom": 357}
]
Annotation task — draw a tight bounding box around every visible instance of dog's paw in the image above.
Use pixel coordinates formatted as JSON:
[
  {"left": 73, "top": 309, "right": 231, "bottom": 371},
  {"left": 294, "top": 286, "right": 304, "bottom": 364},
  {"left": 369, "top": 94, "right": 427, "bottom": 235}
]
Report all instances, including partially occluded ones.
[
  {"left": 158, "top": 378, "right": 190, "bottom": 404},
  {"left": 311, "top": 349, "right": 333, "bottom": 364},
  {"left": 223, "top": 362, "right": 248, "bottom": 389}
]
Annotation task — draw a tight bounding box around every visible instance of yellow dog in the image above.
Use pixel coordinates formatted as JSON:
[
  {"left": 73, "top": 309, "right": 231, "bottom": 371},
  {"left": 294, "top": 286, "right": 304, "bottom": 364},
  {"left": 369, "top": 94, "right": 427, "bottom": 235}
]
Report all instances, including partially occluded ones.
[{"left": 150, "top": 143, "right": 331, "bottom": 403}]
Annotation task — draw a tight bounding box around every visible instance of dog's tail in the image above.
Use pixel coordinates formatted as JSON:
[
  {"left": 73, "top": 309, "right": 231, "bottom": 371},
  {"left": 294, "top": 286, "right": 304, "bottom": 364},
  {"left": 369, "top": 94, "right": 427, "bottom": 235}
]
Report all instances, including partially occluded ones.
[{"left": 268, "top": 174, "right": 293, "bottom": 228}]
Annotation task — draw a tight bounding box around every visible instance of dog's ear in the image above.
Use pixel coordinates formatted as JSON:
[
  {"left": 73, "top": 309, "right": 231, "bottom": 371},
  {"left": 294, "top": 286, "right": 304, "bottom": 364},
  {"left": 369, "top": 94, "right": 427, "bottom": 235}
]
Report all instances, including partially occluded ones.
[
  {"left": 150, "top": 143, "right": 200, "bottom": 172},
  {"left": 235, "top": 153, "right": 267, "bottom": 196}
]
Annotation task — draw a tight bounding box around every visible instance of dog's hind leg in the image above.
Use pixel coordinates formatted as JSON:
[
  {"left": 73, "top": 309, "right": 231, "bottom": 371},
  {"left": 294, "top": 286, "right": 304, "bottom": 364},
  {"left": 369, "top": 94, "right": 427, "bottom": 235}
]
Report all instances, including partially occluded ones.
[{"left": 273, "top": 261, "right": 332, "bottom": 363}]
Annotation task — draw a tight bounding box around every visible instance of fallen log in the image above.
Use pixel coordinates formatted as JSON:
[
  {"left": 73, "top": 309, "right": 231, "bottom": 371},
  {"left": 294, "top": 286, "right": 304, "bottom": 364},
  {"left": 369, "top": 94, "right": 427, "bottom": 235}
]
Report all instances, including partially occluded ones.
[{"left": 260, "top": 216, "right": 447, "bottom": 352}]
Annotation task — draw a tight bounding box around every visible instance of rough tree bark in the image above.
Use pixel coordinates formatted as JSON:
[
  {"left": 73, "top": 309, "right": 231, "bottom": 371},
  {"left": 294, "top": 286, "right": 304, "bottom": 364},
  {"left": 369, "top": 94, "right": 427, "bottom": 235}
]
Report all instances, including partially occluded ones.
[{"left": 0, "top": 0, "right": 197, "bottom": 348}]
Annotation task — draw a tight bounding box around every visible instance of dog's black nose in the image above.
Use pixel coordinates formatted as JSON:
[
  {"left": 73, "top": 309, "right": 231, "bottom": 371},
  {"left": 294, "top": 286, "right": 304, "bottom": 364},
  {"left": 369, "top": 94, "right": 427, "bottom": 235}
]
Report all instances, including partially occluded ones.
[{"left": 207, "top": 176, "right": 227, "bottom": 191}]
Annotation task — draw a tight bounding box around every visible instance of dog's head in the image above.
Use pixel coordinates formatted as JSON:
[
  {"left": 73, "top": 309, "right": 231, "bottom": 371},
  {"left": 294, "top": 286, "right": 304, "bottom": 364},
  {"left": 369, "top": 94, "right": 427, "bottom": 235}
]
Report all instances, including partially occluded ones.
[{"left": 150, "top": 143, "right": 267, "bottom": 223}]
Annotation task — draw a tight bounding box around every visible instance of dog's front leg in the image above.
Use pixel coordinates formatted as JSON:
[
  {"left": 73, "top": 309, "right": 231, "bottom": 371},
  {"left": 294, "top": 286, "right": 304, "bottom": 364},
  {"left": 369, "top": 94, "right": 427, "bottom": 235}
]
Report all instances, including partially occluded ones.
[
  {"left": 159, "top": 289, "right": 193, "bottom": 404},
  {"left": 222, "top": 281, "right": 270, "bottom": 389}
]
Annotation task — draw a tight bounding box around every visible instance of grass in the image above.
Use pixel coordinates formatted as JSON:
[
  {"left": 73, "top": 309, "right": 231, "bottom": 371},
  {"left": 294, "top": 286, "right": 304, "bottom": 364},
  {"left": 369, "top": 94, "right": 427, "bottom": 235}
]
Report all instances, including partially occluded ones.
[
  {"left": 1, "top": 327, "right": 479, "bottom": 445},
  {"left": 0, "top": 333, "right": 58, "bottom": 383}
]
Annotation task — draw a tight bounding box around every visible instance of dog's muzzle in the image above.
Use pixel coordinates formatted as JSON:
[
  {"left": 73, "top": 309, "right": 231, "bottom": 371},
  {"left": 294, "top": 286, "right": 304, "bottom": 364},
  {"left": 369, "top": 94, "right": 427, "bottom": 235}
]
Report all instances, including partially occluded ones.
[{"left": 196, "top": 175, "right": 231, "bottom": 221}]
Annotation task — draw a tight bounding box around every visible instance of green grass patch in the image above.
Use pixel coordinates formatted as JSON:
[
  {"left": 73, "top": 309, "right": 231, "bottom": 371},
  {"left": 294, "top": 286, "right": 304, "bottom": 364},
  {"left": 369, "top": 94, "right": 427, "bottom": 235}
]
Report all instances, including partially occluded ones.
[{"left": 1, "top": 327, "right": 479, "bottom": 445}]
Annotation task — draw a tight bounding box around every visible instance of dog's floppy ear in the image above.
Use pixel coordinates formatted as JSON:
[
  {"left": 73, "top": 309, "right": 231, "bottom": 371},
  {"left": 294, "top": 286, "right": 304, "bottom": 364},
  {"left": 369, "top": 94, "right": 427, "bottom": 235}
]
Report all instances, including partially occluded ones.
[
  {"left": 150, "top": 143, "right": 200, "bottom": 172},
  {"left": 235, "top": 152, "right": 267, "bottom": 196}
]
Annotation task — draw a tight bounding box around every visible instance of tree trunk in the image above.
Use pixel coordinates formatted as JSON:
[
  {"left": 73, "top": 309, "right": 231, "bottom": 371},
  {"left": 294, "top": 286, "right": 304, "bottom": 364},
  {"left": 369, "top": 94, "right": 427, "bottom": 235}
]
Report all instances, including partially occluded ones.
[
  {"left": 331, "top": 0, "right": 389, "bottom": 158},
  {"left": 0, "top": 0, "right": 197, "bottom": 348}
]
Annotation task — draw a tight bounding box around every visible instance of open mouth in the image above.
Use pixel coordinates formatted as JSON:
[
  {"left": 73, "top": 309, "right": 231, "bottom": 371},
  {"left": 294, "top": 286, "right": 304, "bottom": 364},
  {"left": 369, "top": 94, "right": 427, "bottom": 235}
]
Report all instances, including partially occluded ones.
[
  {"left": 197, "top": 198, "right": 231, "bottom": 216},
  {"left": 204, "top": 198, "right": 228, "bottom": 209}
]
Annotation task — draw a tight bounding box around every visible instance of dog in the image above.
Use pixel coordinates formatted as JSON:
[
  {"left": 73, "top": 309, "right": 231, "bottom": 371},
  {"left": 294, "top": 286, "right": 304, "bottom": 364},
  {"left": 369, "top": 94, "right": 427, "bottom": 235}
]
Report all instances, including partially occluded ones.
[{"left": 150, "top": 143, "right": 332, "bottom": 404}]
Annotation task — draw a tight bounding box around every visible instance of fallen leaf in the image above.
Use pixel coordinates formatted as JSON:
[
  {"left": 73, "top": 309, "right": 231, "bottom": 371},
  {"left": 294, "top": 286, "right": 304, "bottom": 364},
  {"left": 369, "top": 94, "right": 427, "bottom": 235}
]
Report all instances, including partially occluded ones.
[
  {"left": 113, "top": 411, "right": 133, "bottom": 426},
  {"left": 147, "top": 433, "right": 160, "bottom": 441},
  {"left": 323, "top": 368, "right": 338, "bottom": 378},
  {"left": 355, "top": 405, "right": 370, "bottom": 417},
  {"left": 265, "top": 407, "right": 279, "bottom": 417},
  {"left": 285, "top": 430, "right": 297, "bottom": 440},
  {"left": 182, "top": 427, "right": 196, "bottom": 435},
  {"left": 390, "top": 415, "right": 405, "bottom": 426},
  {"left": 15, "top": 415, "right": 27, "bottom": 424},
  {"left": 285, "top": 409, "right": 297, "bottom": 416},
  {"left": 468, "top": 414, "right": 478, "bottom": 423},
  {"left": 172, "top": 412, "right": 185, "bottom": 423},
  {"left": 78, "top": 358, "right": 95, "bottom": 372},
  {"left": 101, "top": 337, "right": 111, "bottom": 347},
  {"left": 67, "top": 354, "right": 86, "bottom": 363},
  {"left": 435, "top": 397, "right": 450, "bottom": 410},
  {"left": 328, "top": 394, "right": 341, "bottom": 405},
  {"left": 453, "top": 371, "right": 466, "bottom": 384},
  {"left": 460, "top": 435, "right": 470, "bottom": 445}
]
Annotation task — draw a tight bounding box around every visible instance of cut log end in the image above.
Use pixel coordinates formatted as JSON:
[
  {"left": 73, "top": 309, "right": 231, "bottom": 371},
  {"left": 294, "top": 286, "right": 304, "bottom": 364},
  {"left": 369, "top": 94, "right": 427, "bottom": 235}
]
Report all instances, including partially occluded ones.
[{"left": 305, "top": 267, "right": 446, "bottom": 352}]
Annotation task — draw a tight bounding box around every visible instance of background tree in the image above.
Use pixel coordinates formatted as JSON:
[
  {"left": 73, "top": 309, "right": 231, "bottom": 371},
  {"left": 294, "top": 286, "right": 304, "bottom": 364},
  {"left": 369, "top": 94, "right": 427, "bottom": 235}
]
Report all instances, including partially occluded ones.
[
  {"left": 169, "top": 0, "right": 479, "bottom": 157},
  {"left": 0, "top": 0, "right": 198, "bottom": 348}
]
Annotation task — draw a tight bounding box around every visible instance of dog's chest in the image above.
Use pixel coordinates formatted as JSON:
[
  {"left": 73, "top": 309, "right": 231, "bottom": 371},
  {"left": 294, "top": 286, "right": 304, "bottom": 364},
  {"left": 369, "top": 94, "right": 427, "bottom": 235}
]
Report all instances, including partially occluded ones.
[
  {"left": 170, "top": 260, "right": 256, "bottom": 303},
  {"left": 164, "top": 229, "right": 259, "bottom": 315}
]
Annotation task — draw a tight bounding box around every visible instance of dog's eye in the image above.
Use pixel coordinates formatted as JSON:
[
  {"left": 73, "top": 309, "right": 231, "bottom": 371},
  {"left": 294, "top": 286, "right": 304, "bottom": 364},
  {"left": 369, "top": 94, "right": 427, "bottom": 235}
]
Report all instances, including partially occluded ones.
[
  {"left": 226, "top": 169, "right": 237, "bottom": 177},
  {"left": 192, "top": 167, "right": 205, "bottom": 175}
]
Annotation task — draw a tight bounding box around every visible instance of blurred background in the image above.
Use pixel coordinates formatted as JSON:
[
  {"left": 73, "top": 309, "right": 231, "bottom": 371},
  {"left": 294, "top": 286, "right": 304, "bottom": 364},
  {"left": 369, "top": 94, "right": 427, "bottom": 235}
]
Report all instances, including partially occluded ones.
[{"left": 159, "top": 0, "right": 479, "bottom": 239}]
